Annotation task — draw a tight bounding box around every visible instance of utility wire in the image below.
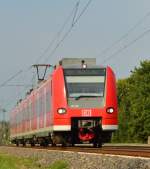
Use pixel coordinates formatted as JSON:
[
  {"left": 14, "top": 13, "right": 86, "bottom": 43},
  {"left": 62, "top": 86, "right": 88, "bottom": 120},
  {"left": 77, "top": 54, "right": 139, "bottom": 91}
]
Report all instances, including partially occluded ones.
[
  {"left": 44, "top": 0, "right": 93, "bottom": 62},
  {"left": 0, "top": 84, "right": 32, "bottom": 87},
  {"left": 0, "top": 65, "right": 32, "bottom": 89},
  {"left": 73, "top": 0, "right": 92, "bottom": 26},
  {"left": 0, "top": 1, "right": 81, "bottom": 110},
  {"left": 0, "top": 1, "right": 81, "bottom": 90},
  {"left": 18, "top": 1, "right": 81, "bottom": 94},
  {"left": 0, "top": 70, "right": 23, "bottom": 87},
  {"left": 44, "top": 26, "right": 73, "bottom": 62},
  {"left": 102, "top": 28, "right": 150, "bottom": 63},
  {"left": 13, "top": 0, "right": 91, "bottom": 105},
  {"left": 35, "top": 0, "right": 81, "bottom": 64},
  {"left": 98, "top": 10, "right": 150, "bottom": 58},
  {"left": 0, "top": 0, "right": 93, "bottom": 108},
  {"left": 0, "top": 0, "right": 91, "bottom": 89},
  {"left": 72, "top": 0, "right": 80, "bottom": 27}
]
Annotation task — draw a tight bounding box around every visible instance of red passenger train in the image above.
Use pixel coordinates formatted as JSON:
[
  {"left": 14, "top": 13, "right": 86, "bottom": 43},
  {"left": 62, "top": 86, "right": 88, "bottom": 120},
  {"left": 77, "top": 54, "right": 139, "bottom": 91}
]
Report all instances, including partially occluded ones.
[{"left": 10, "top": 58, "right": 118, "bottom": 147}]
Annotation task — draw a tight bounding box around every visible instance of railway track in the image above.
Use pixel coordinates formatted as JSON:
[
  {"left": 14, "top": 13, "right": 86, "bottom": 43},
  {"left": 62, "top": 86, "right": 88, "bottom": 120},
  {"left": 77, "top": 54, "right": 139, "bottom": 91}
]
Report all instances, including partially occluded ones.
[{"left": 6, "top": 144, "right": 150, "bottom": 158}]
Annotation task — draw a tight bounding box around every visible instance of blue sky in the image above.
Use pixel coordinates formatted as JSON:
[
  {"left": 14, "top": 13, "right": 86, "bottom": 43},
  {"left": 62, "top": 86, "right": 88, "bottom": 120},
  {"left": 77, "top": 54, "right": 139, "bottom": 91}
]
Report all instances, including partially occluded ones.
[{"left": 0, "top": 0, "right": 150, "bottom": 113}]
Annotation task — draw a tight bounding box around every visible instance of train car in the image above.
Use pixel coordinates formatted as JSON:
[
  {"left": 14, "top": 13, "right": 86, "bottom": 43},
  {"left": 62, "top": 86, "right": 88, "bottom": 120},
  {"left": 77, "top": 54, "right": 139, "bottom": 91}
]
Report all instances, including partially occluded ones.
[{"left": 10, "top": 58, "right": 118, "bottom": 147}]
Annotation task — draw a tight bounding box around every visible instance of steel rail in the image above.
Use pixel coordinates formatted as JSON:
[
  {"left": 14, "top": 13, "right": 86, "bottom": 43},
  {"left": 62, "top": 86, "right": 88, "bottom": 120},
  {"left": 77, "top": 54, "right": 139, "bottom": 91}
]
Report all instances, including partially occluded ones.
[{"left": 5, "top": 144, "right": 150, "bottom": 158}]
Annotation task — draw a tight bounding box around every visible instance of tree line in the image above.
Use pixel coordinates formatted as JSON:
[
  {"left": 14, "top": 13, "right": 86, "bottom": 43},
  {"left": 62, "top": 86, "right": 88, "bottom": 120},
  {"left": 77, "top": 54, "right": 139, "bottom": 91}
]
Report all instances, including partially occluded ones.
[
  {"left": 0, "top": 122, "right": 9, "bottom": 145},
  {"left": 112, "top": 60, "right": 150, "bottom": 143}
]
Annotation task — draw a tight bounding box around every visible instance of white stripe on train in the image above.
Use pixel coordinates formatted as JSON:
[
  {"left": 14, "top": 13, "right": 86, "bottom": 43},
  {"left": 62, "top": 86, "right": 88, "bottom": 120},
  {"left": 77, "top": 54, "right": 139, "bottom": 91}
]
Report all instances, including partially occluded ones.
[{"left": 10, "top": 125, "right": 118, "bottom": 138}]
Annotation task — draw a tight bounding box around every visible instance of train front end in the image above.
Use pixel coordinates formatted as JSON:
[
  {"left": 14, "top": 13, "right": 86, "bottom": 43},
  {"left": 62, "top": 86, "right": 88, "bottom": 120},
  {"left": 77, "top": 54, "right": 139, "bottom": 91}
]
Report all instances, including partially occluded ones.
[{"left": 52, "top": 58, "right": 118, "bottom": 146}]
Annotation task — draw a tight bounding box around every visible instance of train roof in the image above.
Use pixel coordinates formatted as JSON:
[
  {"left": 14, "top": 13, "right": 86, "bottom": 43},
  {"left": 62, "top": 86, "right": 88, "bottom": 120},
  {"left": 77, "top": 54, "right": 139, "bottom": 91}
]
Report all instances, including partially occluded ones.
[
  {"left": 62, "top": 65, "right": 106, "bottom": 69},
  {"left": 59, "top": 58, "right": 106, "bottom": 69},
  {"left": 59, "top": 58, "right": 96, "bottom": 66}
]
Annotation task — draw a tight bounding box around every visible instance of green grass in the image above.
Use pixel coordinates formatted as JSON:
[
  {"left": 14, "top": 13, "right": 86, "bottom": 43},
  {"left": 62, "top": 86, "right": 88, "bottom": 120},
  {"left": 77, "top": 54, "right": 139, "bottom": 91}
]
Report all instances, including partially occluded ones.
[
  {"left": 49, "top": 161, "right": 68, "bottom": 169},
  {"left": 0, "top": 153, "right": 68, "bottom": 169}
]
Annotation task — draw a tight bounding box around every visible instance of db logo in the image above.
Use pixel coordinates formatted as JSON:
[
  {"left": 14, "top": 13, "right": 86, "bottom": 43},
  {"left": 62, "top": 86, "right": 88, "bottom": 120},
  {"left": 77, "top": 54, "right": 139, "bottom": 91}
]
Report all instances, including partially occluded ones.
[{"left": 81, "top": 109, "right": 92, "bottom": 117}]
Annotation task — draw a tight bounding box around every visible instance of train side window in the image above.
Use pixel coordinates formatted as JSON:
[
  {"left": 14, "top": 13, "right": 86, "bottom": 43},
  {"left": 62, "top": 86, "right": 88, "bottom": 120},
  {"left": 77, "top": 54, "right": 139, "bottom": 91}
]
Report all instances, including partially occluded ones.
[
  {"left": 25, "top": 106, "right": 29, "bottom": 121},
  {"left": 39, "top": 97, "right": 43, "bottom": 116},
  {"left": 15, "top": 115, "right": 17, "bottom": 129},
  {"left": 34, "top": 99, "right": 37, "bottom": 118},
  {"left": 31, "top": 103, "right": 33, "bottom": 118},
  {"left": 23, "top": 108, "right": 27, "bottom": 121},
  {"left": 46, "top": 91, "right": 50, "bottom": 113},
  {"left": 26, "top": 104, "right": 28, "bottom": 122},
  {"left": 26, "top": 106, "right": 28, "bottom": 121},
  {"left": 51, "top": 80, "right": 52, "bottom": 96},
  {"left": 37, "top": 99, "right": 38, "bottom": 117},
  {"left": 29, "top": 103, "right": 31, "bottom": 120},
  {"left": 22, "top": 109, "right": 24, "bottom": 122},
  {"left": 26, "top": 104, "right": 30, "bottom": 120},
  {"left": 29, "top": 103, "right": 32, "bottom": 119},
  {"left": 18, "top": 110, "right": 20, "bottom": 125},
  {"left": 21, "top": 109, "right": 23, "bottom": 123},
  {"left": 35, "top": 97, "right": 39, "bottom": 117},
  {"left": 18, "top": 110, "right": 21, "bottom": 124},
  {"left": 29, "top": 104, "right": 30, "bottom": 119},
  {"left": 38, "top": 97, "right": 40, "bottom": 116},
  {"left": 41, "top": 93, "right": 44, "bottom": 114},
  {"left": 17, "top": 111, "right": 19, "bottom": 126},
  {"left": 43, "top": 91, "right": 46, "bottom": 115},
  {"left": 17, "top": 113, "right": 19, "bottom": 126},
  {"left": 24, "top": 107, "right": 26, "bottom": 122},
  {"left": 35, "top": 99, "right": 37, "bottom": 117}
]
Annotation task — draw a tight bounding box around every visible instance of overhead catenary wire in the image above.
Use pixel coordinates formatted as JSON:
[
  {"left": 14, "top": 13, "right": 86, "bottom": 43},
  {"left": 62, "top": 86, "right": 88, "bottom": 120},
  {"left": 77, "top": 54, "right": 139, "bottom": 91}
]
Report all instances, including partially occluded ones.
[
  {"left": 0, "top": 0, "right": 93, "bottom": 110},
  {"left": 35, "top": 0, "right": 81, "bottom": 64},
  {"left": 0, "top": 1, "right": 81, "bottom": 90},
  {"left": 0, "top": 1, "right": 82, "bottom": 111},
  {"left": 72, "top": 0, "right": 92, "bottom": 26},
  {"left": 0, "top": 70, "right": 23, "bottom": 87},
  {"left": 0, "top": 66, "right": 33, "bottom": 113},
  {"left": 0, "top": 84, "right": 32, "bottom": 87},
  {"left": 0, "top": 64, "right": 33, "bottom": 89},
  {"left": 18, "top": 0, "right": 92, "bottom": 105},
  {"left": 102, "top": 28, "right": 150, "bottom": 64},
  {"left": 98, "top": 10, "right": 150, "bottom": 59},
  {"left": 0, "top": 0, "right": 92, "bottom": 89},
  {"left": 71, "top": 0, "right": 80, "bottom": 27},
  {"left": 44, "top": 0, "right": 93, "bottom": 62}
]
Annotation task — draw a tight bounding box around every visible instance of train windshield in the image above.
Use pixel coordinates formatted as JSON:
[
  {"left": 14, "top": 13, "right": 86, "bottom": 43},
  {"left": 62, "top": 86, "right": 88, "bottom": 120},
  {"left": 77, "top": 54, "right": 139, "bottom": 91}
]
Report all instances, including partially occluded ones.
[{"left": 64, "top": 68, "right": 106, "bottom": 108}]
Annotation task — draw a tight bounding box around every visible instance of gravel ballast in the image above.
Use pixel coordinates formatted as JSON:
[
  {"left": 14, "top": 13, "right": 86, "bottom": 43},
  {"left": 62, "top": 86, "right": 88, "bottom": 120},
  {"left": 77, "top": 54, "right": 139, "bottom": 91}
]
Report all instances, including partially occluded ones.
[{"left": 0, "top": 146, "right": 150, "bottom": 169}]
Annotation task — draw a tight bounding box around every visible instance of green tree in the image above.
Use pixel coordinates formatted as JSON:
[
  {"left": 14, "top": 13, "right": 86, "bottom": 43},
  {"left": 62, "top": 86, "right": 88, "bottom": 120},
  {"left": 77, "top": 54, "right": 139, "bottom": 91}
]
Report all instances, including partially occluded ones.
[
  {"left": 0, "top": 122, "right": 10, "bottom": 145},
  {"left": 112, "top": 60, "right": 150, "bottom": 143}
]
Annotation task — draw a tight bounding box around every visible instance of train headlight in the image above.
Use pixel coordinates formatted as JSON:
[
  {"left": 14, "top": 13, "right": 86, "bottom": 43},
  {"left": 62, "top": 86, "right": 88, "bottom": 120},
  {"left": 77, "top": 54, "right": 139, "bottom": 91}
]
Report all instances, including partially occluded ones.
[
  {"left": 81, "top": 60, "right": 87, "bottom": 69},
  {"left": 57, "top": 108, "right": 66, "bottom": 114},
  {"left": 82, "top": 63, "right": 87, "bottom": 69},
  {"left": 106, "top": 107, "right": 114, "bottom": 114}
]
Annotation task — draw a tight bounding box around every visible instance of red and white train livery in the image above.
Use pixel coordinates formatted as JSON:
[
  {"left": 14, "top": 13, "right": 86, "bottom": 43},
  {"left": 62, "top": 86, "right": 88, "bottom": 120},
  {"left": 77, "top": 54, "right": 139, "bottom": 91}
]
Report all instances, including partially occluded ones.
[{"left": 10, "top": 58, "right": 118, "bottom": 147}]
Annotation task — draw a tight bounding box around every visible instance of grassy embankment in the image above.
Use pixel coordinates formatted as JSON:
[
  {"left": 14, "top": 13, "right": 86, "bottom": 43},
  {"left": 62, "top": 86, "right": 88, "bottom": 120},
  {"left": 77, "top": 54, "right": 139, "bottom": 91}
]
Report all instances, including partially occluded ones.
[{"left": 0, "top": 153, "right": 68, "bottom": 169}]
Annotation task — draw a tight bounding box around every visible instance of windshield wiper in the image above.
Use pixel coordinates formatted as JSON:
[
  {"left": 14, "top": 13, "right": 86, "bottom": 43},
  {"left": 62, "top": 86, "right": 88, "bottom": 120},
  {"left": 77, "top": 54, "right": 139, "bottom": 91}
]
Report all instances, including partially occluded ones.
[{"left": 75, "top": 95, "right": 100, "bottom": 100}]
